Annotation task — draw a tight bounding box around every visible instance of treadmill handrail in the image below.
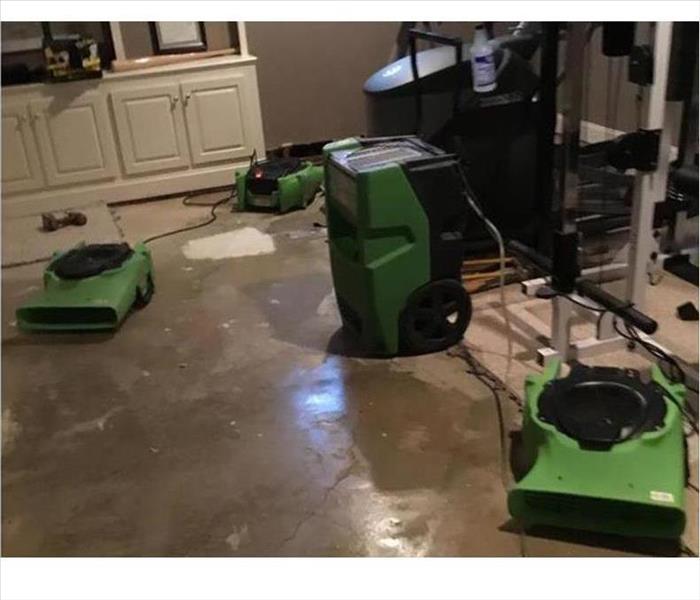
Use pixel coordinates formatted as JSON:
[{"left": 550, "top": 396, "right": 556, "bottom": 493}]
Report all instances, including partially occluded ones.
[{"left": 408, "top": 28, "right": 465, "bottom": 135}]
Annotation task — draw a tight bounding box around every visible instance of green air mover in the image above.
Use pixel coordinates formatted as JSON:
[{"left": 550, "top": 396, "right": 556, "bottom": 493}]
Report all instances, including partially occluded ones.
[
  {"left": 508, "top": 360, "right": 687, "bottom": 539},
  {"left": 236, "top": 155, "right": 323, "bottom": 213},
  {"left": 17, "top": 242, "right": 154, "bottom": 331},
  {"left": 323, "top": 136, "right": 472, "bottom": 356}
]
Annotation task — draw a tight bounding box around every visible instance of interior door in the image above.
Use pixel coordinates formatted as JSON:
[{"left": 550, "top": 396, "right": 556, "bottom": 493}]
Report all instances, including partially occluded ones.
[
  {"left": 1, "top": 101, "right": 44, "bottom": 194},
  {"left": 111, "top": 83, "right": 190, "bottom": 175},
  {"left": 29, "top": 91, "right": 118, "bottom": 187},
  {"left": 180, "top": 74, "right": 253, "bottom": 166}
]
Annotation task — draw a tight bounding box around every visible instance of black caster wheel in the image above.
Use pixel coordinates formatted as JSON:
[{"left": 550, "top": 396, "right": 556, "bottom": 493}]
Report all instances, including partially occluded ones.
[
  {"left": 399, "top": 279, "right": 472, "bottom": 355},
  {"left": 134, "top": 274, "right": 154, "bottom": 308}
]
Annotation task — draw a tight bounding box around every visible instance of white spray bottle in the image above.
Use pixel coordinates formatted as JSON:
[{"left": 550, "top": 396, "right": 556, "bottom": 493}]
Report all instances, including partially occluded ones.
[{"left": 470, "top": 24, "right": 497, "bottom": 93}]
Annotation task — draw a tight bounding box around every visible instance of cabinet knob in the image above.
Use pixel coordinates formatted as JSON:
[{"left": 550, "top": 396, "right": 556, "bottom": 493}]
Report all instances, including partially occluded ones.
[
  {"left": 183, "top": 93, "right": 191, "bottom": 106},
  {"left": 170, "top": 96, "right": 180, "bottom": 109}
]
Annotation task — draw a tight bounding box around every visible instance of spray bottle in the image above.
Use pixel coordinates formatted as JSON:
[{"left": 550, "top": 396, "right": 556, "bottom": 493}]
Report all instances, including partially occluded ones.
[{"left": 470, "top": 24, "right": 497, "bottom": 93}]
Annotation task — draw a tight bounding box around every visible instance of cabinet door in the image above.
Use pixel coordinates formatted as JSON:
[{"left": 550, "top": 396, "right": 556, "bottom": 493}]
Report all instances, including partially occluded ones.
[
  {"left": 29, "top": 91, "right": 118, "bottom": 186},
  {"left": 1, "top": 102, "right": 44, "bottom": 194},
  {"left": 111, "top": 84, "right": 190, "bottom": 175},
  {"left": 181, "top": 74, "right": 254, "bottom": 166}
]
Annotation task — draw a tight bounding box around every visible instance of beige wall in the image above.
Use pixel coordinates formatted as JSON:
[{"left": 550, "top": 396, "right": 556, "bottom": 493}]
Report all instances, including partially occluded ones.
[{"left": 246, "top": 22, "right": 398, "bottom": 148}]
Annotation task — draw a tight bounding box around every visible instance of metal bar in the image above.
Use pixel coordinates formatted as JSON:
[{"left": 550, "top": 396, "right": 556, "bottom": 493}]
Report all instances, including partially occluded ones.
[
  {"left": 462, "top": 257, "right": 515, "bottom": 267},
  {"left": 573, "top": 335, "right": 627, "bottom": 359},
  {"left": 534, "top": 23, "right": 560, "bottom": 254},
  {"left": 626, "top": 22, "right": 674, "bottom": 308},
  {"left": 408, "top": 28, "right": 465, "bottom": 131},
  {"left": 558, "top": 23, "right": 587, "bottom": 235},
  {"left": 551, "top": 295, "right": 573, "bottom": 358},
  {"left": 408, "top": 34, "right": 422, "bottom": 134},
  {"left": 543, "top": 23, "right": 588, "bottom": 354},
  {"left": 462, "top": 269, "right": 516, "bottom": 281},
  {"left": 519, "top": 263, "right": 629, "bottom": 297}
]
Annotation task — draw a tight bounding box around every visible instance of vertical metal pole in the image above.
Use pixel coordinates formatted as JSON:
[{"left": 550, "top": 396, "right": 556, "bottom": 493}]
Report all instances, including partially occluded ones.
[
  {"left": 558, "top": 23, "right": 587, "bottom": 236},
  {"left": 535, "top": 23, "right": 560, "bottom": 255},
  {"left": 551, "top": 296, "right": 573, "bottom": 358},
  {"left": 626, "top": 22, "right": 673, "bottom": 308},
  {"left": 550, "top": 23, "right": 587, "bottom": 359}
]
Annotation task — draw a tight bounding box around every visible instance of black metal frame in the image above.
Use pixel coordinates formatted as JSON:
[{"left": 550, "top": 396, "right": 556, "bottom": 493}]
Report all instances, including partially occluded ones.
[
  {"left": 407, "top": 28, "right": 465, "bottom": 135},
  {"left": 534, "top": 23, "right": 560, "bottom": 255},
  {"left": 508, "top": 22, "right": 660, "bottom": 335}
]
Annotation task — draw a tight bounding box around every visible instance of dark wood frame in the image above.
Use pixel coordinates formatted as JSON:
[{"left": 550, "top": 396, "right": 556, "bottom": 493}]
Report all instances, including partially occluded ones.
[{"left": 149, "top": 22, "right": 207, "bottom": 55}]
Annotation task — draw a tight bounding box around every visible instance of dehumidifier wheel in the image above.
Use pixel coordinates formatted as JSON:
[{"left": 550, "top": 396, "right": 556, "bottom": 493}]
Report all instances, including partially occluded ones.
[
  {"left": 399, "top": 279, "right": 472, "bottom": 355},
  {"left": 134, "top": 275, "right": 154, "bottom": 308}
]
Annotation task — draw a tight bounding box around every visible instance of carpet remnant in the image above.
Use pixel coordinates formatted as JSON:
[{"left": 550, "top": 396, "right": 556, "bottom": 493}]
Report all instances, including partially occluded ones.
[{"left": 182, "top": 228, "right": 276, "bottom": 261}]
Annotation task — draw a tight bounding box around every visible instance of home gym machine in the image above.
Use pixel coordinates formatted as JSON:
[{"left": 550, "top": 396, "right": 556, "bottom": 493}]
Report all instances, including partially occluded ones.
[
  {"left": 506, "top": 23, "right": 696, "bottom": 541},
  {"left": 363, "top": 23, "right": 644, "bottom": 256},
  {"left": 508, "top": 23, "right": 697, "bottom": 379}
]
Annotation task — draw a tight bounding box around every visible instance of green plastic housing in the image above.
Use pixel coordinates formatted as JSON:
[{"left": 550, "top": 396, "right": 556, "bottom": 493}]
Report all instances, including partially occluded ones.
[
  {"left": 236, "top": 161, "right": 323, "bottom": 213},
  {"left": 16, "top": 242, "right": 154, "bottom": 331},
  {"left": 323, "top": 138, "right": 431, "bottom": 355},
  {"left": 508, "top": 360, "right": 687, "bottom": 539}
]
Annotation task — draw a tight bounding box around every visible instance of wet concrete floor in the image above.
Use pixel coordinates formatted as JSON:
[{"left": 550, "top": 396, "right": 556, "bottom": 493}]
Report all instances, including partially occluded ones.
[{"left": 2, "top": 197, "right": 697, "bottom": 556}]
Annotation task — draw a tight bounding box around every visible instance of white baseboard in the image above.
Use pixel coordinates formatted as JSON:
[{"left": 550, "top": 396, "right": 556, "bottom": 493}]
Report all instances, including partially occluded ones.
[{"left": 3, "top": 161, "right": 249, "bottom": 219}]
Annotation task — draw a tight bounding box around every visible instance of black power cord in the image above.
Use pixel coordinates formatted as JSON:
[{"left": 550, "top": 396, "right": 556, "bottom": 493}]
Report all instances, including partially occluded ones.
[
  {"left": 142, "top": 188, "right": 236, "bottom": 245},
  {"left": 449, "top": 346, "right": 509, "bottom": 489}
]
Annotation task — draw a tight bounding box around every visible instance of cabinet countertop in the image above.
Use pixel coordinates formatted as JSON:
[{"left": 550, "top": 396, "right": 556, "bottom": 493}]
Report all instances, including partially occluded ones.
[{"left": 2, "top": 54, "right": 258, "bottom": 96}]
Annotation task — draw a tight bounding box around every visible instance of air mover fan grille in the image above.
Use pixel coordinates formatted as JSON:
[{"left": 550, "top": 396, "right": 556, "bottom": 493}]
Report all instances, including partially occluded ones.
[
  {"left": 16, "top": 306, "right": 118, "bottom": 329},
  {"left": 538, "top": 365, "right": 666, "bottom": 449},
  {"left": 522, "top": 491, "right": 683, "bottom": 530},
  {"left": 51, "top": 243, "right": 133, "bottom": 280}
]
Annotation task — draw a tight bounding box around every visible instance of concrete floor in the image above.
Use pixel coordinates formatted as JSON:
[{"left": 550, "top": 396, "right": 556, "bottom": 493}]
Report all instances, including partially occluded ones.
[{"left": 2, "top": 195, "right": 698, "bottom": 556}]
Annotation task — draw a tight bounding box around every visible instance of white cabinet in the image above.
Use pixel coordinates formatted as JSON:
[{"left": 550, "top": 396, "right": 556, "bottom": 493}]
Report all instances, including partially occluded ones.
[
  {"left": 1, "top": 102, "right": 44, "bottom": 194},
  {"left": 181, "top": 74, "right": 254, "bottom": 166},
  {"left": 29, "top": 91, "right": 118, "bottom": 186},
  {"left": 111, "top": 83, "right": 190, "bottom": 175},
  {"left": 2, "top": 56, "right": 266, "bottom": 217}
]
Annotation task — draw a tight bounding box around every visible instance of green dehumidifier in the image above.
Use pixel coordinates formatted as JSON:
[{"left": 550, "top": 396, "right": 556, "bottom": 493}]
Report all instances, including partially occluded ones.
[
  {"left": 236, "top": 154, "right": 323, "bottom": 213},
  {"left": 508, "top": 360, "right": 687, "bottom": 539},
  {"left": 323, "top": 136, "right": 472, "bottom": 356}
]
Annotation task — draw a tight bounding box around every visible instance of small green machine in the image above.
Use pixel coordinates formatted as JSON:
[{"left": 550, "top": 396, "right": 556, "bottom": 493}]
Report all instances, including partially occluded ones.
[
  {"left": 17, "top": 242, "right": 154, "bottom": 331},
  {"left": 323, "top": 136, "right": 472, "bottom": 356},
  {"left": 236, "top": 154, "right": 323, "bottom": 213},
  {"left": 508, "top": 360, "right": 687, "bottom": 539}
]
